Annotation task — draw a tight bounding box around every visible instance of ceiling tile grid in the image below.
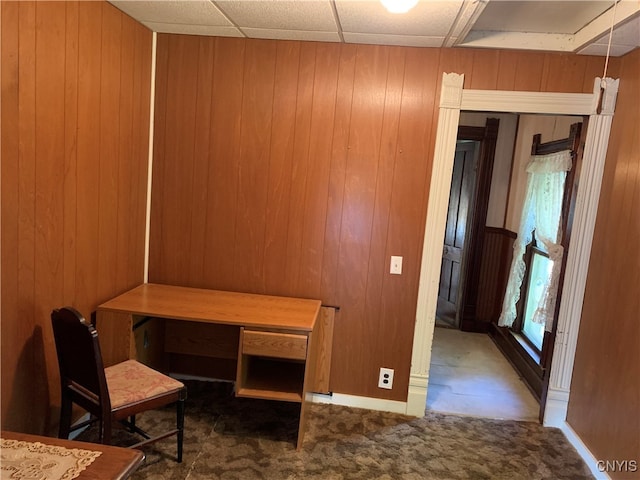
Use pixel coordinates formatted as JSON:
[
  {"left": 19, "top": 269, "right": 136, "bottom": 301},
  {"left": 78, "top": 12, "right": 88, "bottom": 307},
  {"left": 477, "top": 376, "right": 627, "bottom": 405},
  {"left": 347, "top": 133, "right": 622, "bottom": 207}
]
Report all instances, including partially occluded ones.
[{"left": 109, "top": 0, "right": 640, "bottom": 57}]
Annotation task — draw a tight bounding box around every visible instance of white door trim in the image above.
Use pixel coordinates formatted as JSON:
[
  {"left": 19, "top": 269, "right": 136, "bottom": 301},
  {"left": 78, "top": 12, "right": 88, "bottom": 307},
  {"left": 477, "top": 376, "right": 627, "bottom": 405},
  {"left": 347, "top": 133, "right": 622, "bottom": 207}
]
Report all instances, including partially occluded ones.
[{"left": 407, "top": 73, "right": 619, "bottom": 424}]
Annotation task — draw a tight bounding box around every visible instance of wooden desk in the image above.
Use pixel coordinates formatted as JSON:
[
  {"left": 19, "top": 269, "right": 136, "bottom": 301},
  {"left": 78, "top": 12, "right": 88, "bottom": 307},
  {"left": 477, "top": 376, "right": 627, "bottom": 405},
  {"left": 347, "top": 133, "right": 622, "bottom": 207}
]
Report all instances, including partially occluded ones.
[
  {"left": 96, "top": 283, "right": 322, "bottom": 449},
  {"left": 1, "top": 431, "right": 144, "bottom": 480}
]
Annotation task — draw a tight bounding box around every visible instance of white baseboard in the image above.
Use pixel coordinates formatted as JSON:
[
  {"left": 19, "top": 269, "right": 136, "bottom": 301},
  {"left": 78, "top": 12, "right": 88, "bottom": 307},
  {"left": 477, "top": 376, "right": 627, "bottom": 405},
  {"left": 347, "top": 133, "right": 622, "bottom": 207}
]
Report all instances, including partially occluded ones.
[
  {"left": 308, "top": 369, "right": 428, "bottom": 418},
  {"left": 406, "top": 374, "right": 428, "bottom": 417},
  {"left": 559, "top": 421, "right": 610, "bottom": 480},
  {"left": 543, "top": 387, "right": 569, "bottom": 427},
  {"left": 542, "top": 389, "right": 610, "bottom": 479},
  {"left": 310, "top": 392, "right": 407, "bottom": 414}
]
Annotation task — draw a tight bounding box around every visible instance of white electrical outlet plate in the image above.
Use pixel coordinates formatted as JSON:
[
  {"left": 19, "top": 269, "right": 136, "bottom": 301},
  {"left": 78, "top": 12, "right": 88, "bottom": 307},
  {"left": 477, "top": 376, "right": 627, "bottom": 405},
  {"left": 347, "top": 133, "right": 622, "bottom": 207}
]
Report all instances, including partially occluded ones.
[
  {"left": 390, "top": 256, "right": 402, "bottom": 274},
  {"left": 378, "top": 367, "right": 394, "bottom": 389}
]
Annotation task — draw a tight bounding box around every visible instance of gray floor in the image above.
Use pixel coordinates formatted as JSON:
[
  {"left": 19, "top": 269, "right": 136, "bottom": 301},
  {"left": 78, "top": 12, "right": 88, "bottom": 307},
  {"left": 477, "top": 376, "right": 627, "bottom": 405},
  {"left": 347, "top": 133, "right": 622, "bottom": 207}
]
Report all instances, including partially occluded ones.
[{"left": 427, "top": 326, "right": 540, "bottom": 421}]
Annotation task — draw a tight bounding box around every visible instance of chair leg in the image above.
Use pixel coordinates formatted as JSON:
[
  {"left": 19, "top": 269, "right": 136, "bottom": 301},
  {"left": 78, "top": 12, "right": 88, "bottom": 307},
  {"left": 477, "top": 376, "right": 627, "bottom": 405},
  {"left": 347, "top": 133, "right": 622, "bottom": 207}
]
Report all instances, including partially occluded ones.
[
  {"left": 177, "top": 397, "right": 185, "bottom": 463},
  {"left": 58, "top": 394, "right": 72, "bottom": 440},
  {"left": 101, "top": 418, "right": 112, "bottom": 445}
]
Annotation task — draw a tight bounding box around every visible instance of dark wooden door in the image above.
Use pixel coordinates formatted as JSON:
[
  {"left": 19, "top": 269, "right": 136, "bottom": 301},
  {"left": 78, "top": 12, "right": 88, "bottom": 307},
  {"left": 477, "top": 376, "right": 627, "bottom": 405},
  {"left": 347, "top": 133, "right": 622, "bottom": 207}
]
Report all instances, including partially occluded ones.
[{"left": 437, "top": 141, "right": 478, "bottom": 327}]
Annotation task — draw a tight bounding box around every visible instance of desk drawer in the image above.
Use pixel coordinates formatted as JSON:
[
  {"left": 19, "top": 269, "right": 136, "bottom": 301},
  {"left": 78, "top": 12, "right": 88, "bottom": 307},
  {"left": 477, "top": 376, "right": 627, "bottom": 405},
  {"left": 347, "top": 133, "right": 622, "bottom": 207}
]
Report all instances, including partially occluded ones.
[{"left": 242, "top": 330, "right": 307, "bottom": 361}]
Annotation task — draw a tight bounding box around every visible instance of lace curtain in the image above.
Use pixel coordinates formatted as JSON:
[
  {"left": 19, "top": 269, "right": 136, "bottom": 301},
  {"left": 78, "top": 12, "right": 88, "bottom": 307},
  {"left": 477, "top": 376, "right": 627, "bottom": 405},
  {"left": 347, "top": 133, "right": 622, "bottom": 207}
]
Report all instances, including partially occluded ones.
[{"left": 498, "top": 150, "right": 572, "bottom": 332}]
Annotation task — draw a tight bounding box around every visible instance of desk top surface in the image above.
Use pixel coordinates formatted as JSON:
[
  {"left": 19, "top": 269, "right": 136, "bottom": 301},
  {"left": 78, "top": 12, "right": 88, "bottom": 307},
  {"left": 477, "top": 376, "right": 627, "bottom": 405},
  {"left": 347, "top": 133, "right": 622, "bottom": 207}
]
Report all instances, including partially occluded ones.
[
  {"left": 1, "top": 430, "right": 144, "bottom": 480},
  {"left": 98, "top": 283, "right": 322, "bottom": 331}
]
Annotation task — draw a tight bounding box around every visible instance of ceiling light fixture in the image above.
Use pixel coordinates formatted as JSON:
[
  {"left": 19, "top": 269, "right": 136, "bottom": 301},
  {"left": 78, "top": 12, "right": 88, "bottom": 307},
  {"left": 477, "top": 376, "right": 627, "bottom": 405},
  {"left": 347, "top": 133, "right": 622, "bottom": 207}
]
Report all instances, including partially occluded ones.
[{"left": 380, "top": 0, "right": 419, "bottom": 14}]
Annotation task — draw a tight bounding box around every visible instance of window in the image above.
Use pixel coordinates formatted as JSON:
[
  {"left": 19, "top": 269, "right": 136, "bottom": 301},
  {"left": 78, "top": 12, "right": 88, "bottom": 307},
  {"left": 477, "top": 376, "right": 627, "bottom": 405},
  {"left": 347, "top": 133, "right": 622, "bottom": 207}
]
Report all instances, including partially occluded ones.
[{"left": 520, "top": 245, "right": 552, "bottom": 352}]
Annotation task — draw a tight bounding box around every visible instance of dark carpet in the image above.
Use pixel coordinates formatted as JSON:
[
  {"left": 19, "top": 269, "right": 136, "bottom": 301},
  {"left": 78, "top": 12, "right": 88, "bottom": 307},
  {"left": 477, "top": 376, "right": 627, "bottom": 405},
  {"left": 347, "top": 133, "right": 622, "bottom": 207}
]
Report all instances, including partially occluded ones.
[{"left": 76, "top": 380, "right": 593, "bottom": 479}]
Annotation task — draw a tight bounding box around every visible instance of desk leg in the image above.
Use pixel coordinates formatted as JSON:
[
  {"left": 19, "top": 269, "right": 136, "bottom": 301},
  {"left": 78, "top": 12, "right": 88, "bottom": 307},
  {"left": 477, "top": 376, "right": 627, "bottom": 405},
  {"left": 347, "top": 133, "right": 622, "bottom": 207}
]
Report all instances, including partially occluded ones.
[
  {"left": 96, "top": 311, "right": 135, "bottom": 367},
  {"left": 297, "top": 400, "right": 308, "bottom": 450},
  {"left": 298, "top": 323, "right": 320, "bottom": 450}
]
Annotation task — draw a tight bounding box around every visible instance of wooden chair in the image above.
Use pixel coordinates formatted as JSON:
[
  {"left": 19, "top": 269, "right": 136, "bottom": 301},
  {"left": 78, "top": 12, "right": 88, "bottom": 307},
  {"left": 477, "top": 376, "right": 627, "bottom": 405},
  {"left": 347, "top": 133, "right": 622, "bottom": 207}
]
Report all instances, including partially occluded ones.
[{"left": 51, "top": 307, "right": 187, "bottom": 462}]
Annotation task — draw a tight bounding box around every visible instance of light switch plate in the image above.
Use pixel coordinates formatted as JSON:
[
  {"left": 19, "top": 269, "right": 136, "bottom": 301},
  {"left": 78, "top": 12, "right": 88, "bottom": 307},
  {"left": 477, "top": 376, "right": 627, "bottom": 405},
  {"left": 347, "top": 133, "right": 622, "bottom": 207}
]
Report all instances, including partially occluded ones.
[{"left": 390, "top": 256, "right": 402, "bottom": 275}]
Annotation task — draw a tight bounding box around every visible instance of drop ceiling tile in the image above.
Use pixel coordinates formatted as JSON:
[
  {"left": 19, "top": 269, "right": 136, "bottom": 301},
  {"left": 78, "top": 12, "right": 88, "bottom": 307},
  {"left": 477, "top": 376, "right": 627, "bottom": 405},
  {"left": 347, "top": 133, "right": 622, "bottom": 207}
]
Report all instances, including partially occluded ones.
[
  {"left": 241, "top": 28, "right": 341, "bottom": 42},
  {"left": 144, "top": 22, "right": 243, "bottom": 37},
  {"left": 581, "top": 14, "right": 640, "bottom": 55},
  {"left": 343, "top": 32, "right": 445, "bottom": 48},
  {"left": 111, "top": 0, "right": 232, "bottom": 26},
  {"left": 337, "top": 0, "right": 463, "bottom": 36},
  {"left": 473, "top": 1, "right": 613, "bottom": 34},
  {"left": 214, "top": 0, "right": 338, "bottom": 32},
  {"left": 577, "top": 43, "right": 637, "bottom": 57},
  {"left": 593, "top": 16, "right": 640, "bottom": 46}
]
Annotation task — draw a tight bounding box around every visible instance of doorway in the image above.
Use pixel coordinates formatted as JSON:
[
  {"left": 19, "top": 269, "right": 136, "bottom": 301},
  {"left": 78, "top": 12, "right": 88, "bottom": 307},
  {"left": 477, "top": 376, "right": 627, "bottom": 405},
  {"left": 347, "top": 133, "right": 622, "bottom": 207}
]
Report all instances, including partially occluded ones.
[
  {"left": 409, "top": 73, "right": 618, "bottom": 429},
  {"left": 436, "top": 140, "right": 479, "bottom": 328},
  {"left": 430, "top": 113, "right": 586, "bottom": 422},
  {"left": 436, "top": 118, "right": 500, "bottom": 331}
]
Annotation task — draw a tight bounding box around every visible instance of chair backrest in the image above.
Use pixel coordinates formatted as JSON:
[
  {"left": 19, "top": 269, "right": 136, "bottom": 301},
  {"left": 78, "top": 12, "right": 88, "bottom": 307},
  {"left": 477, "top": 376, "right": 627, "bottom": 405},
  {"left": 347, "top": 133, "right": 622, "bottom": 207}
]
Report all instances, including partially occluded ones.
[{"left": 51, "top": 307, "right": 111, "bottom": 414}]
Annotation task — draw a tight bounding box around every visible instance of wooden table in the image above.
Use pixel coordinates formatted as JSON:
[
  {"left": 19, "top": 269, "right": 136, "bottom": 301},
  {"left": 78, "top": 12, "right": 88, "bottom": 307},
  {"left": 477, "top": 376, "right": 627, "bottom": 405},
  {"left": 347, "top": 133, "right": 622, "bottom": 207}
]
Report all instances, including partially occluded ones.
[
  {"left": 1, "top": 430, "right": 144, "bottom": 480},
  {"left": 96, "top": 283, "right": 322, "bottom": 449}
]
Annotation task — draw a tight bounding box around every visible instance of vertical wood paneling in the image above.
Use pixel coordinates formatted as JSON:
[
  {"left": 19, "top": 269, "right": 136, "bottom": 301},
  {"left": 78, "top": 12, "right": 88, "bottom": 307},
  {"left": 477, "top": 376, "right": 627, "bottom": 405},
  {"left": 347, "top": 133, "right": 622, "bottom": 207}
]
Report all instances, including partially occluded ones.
[
  {"left": 437, "top": 48, "right": 475, "bottom": 92},
  {"left": 97, "top": 4, "right": 122, "bottom": 301},
  {"left": 567, "top": 48, "right": 640, "bottom": 476},
  {"left": 154, "top": 35, "right": 200, "bottom": 285},
  {"left": 582, "top": 55, "right": 605, "bottom": 92},
  {"left": 76, "top": 1, "right": 102, "bottom": 313},
  {"left": 202, "top": 37, "right": 245, "bottom": 291},
  {"left": 297, "top": 43, "right": 341, "bottom": 298},
  {"left": 34, "top": 1, "right": 67, "bottom": 430},
  {"left": 283, "top": 42, "right": 315, "bottom": 296},
  {"left": 116, "top": 16, "right": 134, "bottom": 289},
  {"left": 476, "top": 228, "right": 516, "bottom": 322},
  {"left": 264, "top": 41, "right": 301, "bottom": 295},
  {"left": 542, "top": 53, "right": 589, "bottom": 92},
  {"left": 321, "top": 44, "right": 357, "bottom": 303},
  {"left": 495, "top": 50, "right": 519, "bottom": 90},
  {"left": 233, "top": 40, "right": 277, "bottom": 292},
  {"left": 470, "top": 49, "right": 499, "bottom": 90},
  {"left": 332, "top": 45, "right": 390, "bottom": 393},
  {"left": 150, "top": 39, "right": 619, "bottom": 401},
  {"left": 361, "top": 46, "right": 404, "bottom": 394},
  {"left": 1, "top": 0, "right": 152, "bottom": 433},
  {"left": 512, "top": 52, "right": 546, "bottom": 91},
  {"left": 380, "top": 47, "right": 441, "bottom": 395},
  {"left": 0, "top": 0, "right": 31, "bottom": 432},
  {"left": 63, "top": 1, "right": 78, "bottom": 305},
  {"left": 188, "top": 37, "right": 215, "bottom": 286},
  {"left": 17, "top": 3, "right": 37, "bottom": 417}
]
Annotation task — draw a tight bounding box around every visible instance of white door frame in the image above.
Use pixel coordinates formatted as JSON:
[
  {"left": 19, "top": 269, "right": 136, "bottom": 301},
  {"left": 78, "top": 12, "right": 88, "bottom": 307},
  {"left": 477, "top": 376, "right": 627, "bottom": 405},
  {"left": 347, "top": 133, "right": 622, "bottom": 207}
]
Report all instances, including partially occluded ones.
[{"left": 407, "top": 73, "right": 619, "bottom": 427}]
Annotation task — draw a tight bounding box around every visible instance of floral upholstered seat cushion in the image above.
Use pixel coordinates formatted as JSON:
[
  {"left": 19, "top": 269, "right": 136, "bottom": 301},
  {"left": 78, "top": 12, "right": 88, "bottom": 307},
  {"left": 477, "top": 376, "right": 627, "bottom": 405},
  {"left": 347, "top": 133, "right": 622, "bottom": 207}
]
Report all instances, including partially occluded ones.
[{"left": 105, "top": 359, "right": 184, "bottom": 409}]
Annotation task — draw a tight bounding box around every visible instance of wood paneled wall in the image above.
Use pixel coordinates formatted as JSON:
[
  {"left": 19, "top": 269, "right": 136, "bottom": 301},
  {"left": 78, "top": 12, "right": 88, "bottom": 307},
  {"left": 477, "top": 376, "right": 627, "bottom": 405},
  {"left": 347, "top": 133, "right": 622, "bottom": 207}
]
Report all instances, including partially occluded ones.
[
  {"left": 1, "top": 1, "right": 152, "bottom": 434},
  {"left": 567, "top": 48, "right": 640, "bottom": 478},
  {"left": 475, "top": 227, "right": 516, "bottom": 324},
  {"left": 151, "top": 34, "right": 614, "bottom": 402}
]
